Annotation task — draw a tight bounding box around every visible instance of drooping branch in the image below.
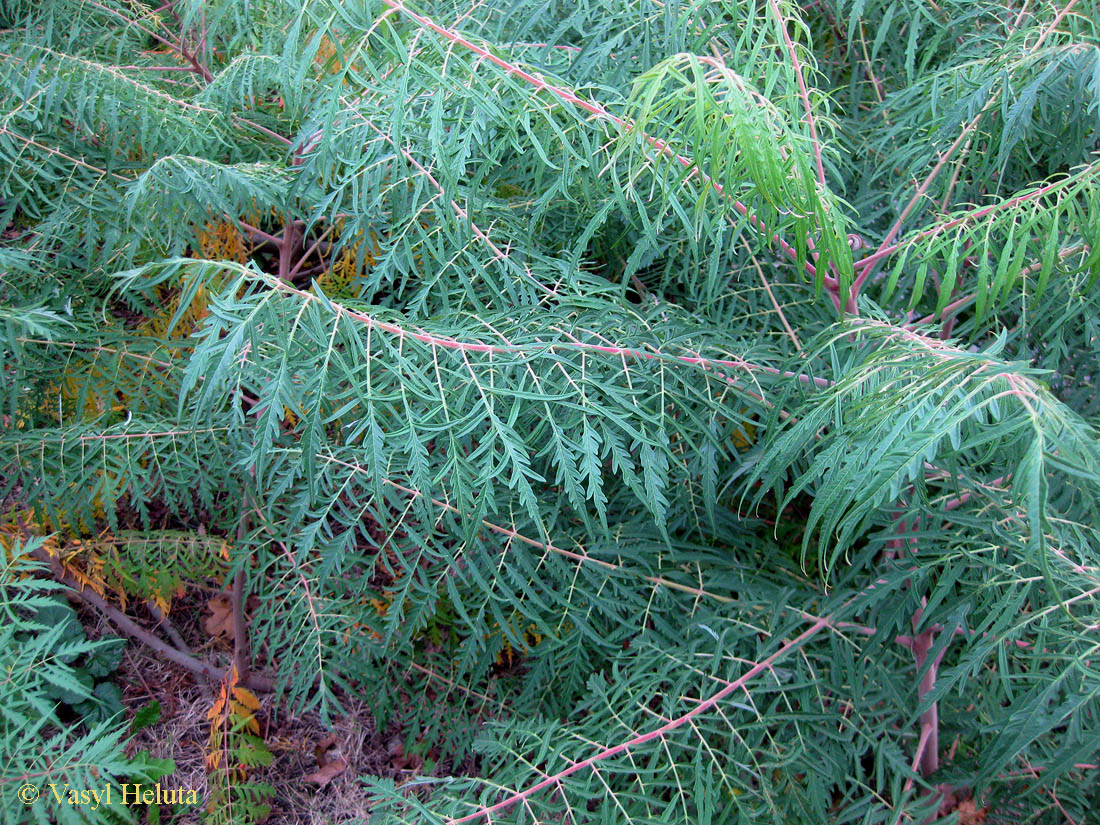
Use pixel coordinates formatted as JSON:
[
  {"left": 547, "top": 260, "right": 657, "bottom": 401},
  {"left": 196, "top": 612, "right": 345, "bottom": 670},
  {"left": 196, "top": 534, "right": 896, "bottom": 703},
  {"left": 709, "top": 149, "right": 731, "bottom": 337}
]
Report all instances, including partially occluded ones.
[
  {"left": 355, "top": 110, "right": 559, "bottom": 298},
  {"left": 767, "top": 0, "right": 827, "bottom": 190},
  {"left": 906, "top": 243, "right": 1090, "bottom": 328},
  {"left": 0, "top": 126, "right": 122, "bottom": 180},
  {"left": 851, "top": 115, "right": 981, "bottom": 300},
  {"left": 851, "top": 158, "right": 1100, "bottom": 276},
  {"left": 377, "top": 0, "right": 834, "bottom": 290},
  {"left": 260, "top": 271, "right": 833, "bottom": 391},
  {"left": 82, "top": 0, "right": 213, "bottom": 82},
  {"left": 446, "top": 610, "right": 843, "bottom": 824}
]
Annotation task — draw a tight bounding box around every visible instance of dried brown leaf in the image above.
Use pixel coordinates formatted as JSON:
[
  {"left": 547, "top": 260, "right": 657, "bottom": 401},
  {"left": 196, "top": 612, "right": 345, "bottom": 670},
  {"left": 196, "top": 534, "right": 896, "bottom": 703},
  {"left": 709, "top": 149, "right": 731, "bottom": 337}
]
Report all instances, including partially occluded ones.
[
  {"left": 204, "top": 593, "right": 234, "bottom": 639},
  {"left": 956, "top": 799, "right": 988, "bottom": 825},
  {"left": 304, "top": 756, "right": 348, "bottom": 787},
  {"left": 314, "top": 732, "right": 338, "bottom": 765}
]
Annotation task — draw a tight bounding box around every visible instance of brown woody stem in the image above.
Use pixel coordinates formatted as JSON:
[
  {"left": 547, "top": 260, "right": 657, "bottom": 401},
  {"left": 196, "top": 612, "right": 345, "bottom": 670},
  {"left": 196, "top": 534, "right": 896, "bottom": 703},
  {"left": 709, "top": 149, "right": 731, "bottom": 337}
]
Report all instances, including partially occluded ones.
[{"left": 29, "top": 546, "right": 272, "bottom": 692}]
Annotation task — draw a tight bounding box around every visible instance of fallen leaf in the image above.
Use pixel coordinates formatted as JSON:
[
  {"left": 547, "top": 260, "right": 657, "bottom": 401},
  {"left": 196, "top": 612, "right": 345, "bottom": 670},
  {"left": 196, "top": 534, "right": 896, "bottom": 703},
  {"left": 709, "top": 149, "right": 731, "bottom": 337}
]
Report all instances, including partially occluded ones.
[
  {"left": 386, "top": 737, "right": 423, "bottom": 771},
  {"left": 204, "top": 593, "right": 234, "bottom": 639},
  {"left": 956, "top": 800, "right": 988, "bottom": 825},
  {"left": 304, "top": 756, "right": 348, "bottom": 787},
  {"left": 313, "top": 733, "right": 337, "bottom": 765}
]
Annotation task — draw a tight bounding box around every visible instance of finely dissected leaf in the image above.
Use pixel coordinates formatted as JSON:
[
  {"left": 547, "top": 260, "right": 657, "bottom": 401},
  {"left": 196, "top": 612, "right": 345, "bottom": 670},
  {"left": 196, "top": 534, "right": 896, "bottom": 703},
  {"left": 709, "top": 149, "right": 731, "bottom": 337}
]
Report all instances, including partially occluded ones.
[
  {"left": 0, "top": 550, "right": 160, "bottom": 823},
  {"left": 2, "top": 1, "right": 1100, "bottom": 823}
]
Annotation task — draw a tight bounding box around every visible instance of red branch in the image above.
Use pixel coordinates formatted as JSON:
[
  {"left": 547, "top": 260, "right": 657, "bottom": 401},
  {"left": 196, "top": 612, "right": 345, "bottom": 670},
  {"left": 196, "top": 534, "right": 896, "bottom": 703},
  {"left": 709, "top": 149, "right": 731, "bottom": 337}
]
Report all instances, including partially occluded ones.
[
  {"left": 768, "top": 0, "right": 827, "bottom": 190},
  {"left": 852, "top": 159, "right": 1100, "bottom": 276},
  {"left": 378, "top": 0, "right": 831, "bottom": 289},
  {"left": 852, "top": 116, "right": 980, "bottom": 298},
  {"left": 266, "top": 276, "right": 833, "bottom": 391},
  {"left": 446, "top": 612, "right": 841, "bottom": 824},
  {"left": 895, "top": 605, "right": 957, "bottom": 778}
]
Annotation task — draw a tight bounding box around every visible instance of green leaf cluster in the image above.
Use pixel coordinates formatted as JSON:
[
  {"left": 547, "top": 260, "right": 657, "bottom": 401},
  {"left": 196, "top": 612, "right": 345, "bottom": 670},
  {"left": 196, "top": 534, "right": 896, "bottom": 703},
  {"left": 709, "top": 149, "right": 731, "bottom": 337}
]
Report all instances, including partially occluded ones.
[
  {"left": 0, "top": 544, "right": 175, "bottom": 825},
  {"left": 1, "top": 0, "right": 1099, "bottom": 823}
]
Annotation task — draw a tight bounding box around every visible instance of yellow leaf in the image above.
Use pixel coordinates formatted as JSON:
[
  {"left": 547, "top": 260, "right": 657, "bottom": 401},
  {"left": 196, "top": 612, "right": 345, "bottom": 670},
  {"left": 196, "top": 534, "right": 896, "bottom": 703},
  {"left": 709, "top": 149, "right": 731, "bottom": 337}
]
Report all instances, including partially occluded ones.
[
  {"left": 207, "top": 688, "right": 227, "bottom": 721},
  {"left": 231, "top": 686, "right": 261, "bottom": 713}
]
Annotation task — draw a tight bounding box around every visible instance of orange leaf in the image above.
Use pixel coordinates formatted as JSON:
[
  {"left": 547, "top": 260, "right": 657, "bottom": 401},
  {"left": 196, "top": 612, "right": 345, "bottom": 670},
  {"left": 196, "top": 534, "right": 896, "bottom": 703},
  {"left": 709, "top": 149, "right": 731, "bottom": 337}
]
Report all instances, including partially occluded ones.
[{"left": 231, "top": 686, "right": 261, "bottom": 713}]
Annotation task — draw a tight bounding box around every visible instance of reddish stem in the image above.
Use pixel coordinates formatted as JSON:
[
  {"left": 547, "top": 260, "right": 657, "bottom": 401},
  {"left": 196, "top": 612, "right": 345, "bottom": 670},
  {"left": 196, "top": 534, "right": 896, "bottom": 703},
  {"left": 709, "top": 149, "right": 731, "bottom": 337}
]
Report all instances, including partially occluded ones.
[
  {"left": 235, "top": 117, "right": 294, "bottom": 147},
  {"left": 379, "top": 0, "right": 831, "bottom": 290},
  {"left": 852, "top": 160, "right": 1100, "bottom": 275},
  {"left": 896, "top": 620, "right": 944, "bottom": 777},
  {"left": 447, "top": 612, "right": 842, "bottom": 824},
  {"left": 268, "top": 275, "right": 832, "bottom": 388},
  {"left": 852, "top": 116, "right": 979, "bottom": 298},
  {"left": 277, "top": 220, "right": 303, "bottom": 282},
  {"left": 238, "top": 220, "right": 283, "bottom": 247},
  {"left": 768, "top": 0, "right": 827, "bottom": 190}
]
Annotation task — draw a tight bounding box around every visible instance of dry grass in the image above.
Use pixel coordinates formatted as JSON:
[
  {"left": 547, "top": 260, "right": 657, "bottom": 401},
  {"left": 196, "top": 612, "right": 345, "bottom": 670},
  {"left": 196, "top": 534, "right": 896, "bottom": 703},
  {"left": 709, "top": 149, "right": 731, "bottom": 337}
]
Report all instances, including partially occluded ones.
[{"left": 79, "top": 594, "right": 411, "bottom": 824}]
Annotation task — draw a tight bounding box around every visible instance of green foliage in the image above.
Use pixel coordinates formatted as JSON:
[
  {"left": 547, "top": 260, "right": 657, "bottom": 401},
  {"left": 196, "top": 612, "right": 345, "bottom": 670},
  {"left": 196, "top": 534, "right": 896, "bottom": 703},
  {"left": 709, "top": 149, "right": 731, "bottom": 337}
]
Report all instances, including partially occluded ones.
[
  {"left": 24, "top": 595, "right": 126, "bottom": 724},
  {"left": 0, "top": 544, "right": 175, "bottom": 825},
  {"left": 1, "top": 0, "right": 1099, "bottom": 823}
]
